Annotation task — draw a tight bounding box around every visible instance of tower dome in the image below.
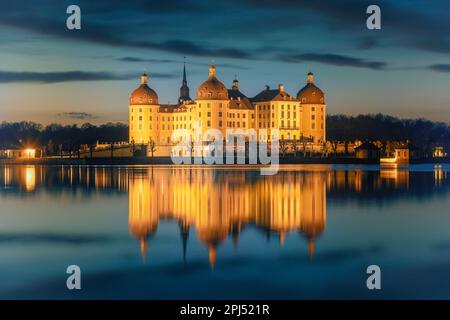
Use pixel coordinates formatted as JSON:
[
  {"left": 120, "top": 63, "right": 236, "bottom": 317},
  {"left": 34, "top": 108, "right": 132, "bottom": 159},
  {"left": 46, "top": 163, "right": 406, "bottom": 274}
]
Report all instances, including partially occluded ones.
[
  {"left": 296, "top": 72, "right": 325, "bottom": 104},
  {"left": 130, "top": 72, "right": 159, "bottom": 105},
  {"left": 196, "top": 65, "right": 229, "bottom": 100}
]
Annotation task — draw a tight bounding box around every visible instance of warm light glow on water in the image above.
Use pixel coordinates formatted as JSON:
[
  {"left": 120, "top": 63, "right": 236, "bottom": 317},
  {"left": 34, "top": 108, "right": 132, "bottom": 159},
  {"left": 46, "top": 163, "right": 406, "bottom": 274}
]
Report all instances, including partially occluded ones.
[
  {"left": 0, "top": 164, "right": 449, "bottom": 299},
  {"left": 24, "top": 166, "right": 36, "bottom": 192}
]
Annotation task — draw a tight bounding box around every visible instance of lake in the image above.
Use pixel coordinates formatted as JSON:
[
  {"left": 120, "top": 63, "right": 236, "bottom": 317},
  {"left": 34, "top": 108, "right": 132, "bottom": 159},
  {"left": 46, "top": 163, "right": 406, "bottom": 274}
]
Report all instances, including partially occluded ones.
[{"left": 0, "top": 164, "right": 449, "bottom": 299}]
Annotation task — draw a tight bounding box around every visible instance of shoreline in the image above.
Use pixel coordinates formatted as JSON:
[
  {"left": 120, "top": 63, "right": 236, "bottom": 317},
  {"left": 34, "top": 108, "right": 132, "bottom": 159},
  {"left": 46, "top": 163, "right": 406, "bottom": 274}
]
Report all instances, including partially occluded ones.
[{"left": 1, "top": 156, "right": 449, "bottom": 166}]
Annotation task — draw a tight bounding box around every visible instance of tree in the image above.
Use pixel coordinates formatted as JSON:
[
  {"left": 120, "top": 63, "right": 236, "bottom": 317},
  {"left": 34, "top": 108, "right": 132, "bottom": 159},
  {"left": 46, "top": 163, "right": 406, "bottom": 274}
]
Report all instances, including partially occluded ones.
[
  {"left": 279, "top": 140, "right": 289, "bottom": 157},
  {"left": 58, "top": 144, "right": 63, "bottom": 158},
  {"left": 291, "top": 139, "right": 299, "bottom": 157},
  {"left": 148, "top": 138, "right": 157, "bottom": 158},
  {"left": 47, "top": 139, "right": 54, "bottom": 155},
  {"left": 321, "top": 141, "right": 330, "bottom": 158}
]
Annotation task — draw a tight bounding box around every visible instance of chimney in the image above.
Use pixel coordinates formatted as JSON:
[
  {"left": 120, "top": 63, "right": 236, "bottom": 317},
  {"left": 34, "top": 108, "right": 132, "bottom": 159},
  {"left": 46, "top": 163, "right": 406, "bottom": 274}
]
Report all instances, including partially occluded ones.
[
  {"left": 279, "top": 84, "right": 285, "bottom": 92},
  {"left": 232, "top": 79, "right": 239, "bottom": 90},
  {"left": 307, "top": 72, "right": 314, "bottom": 84},
  {"left": 265, "top": 85, "right": 270, "bottom": 91}
]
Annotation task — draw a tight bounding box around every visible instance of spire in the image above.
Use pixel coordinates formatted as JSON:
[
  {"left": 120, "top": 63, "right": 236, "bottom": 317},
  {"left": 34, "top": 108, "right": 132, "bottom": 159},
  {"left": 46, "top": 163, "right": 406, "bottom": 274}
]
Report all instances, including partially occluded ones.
[
  {"left": 209, "top": 245, "right": 217, "bottom": 271},
  {"left": 182, "top": 58, "right": 187, "bottom": 85},
  {"left": 140, "top": 237, "right": 147, "bottom": 263},
  {"left": 308, "top": 237, "right": 315, "bottom": 259},
  {"left": 232, "top": 224, "right": 240, "bottom": 247},
  {"left": 179, "top": 221, "right": 190, "bottom": 264},
  {"left": 179, "top": 60, "right": 191, "bottom": 103},
  {"left": 279, "top": 232, "right": 286, "bottom": 246},
  {"left": 232, "top": 75, "right": 239, "bottom": 91}
]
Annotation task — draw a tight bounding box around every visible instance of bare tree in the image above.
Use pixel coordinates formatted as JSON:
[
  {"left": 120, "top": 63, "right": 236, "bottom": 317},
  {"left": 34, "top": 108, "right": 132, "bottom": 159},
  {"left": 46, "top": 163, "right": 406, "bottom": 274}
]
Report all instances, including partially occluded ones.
[
  {"left": 332, "top": 141, "right": 338, "bottom": 156},
  {"left": 280, "top": 140, "right": 289, "bottom": 157},
  {"left": 148, "top": 138, "right": 157, "bottom": 159},
  {"left": 321, "top": 141, "right": 330, "bottom": 158},
  {"left": 291, "top": 139, "right": 299, "bottom": 157}
]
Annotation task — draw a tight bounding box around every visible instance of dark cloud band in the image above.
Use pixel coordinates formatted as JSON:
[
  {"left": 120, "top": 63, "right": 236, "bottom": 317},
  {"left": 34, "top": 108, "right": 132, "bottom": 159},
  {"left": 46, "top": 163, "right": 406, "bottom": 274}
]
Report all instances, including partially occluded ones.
[
  {"left": 279, "top": 53, "right": 387, "bottom": 70},
  {"left": 0, "top": 70, "right": 174, "bottom": 83},
  {"left": 59, "top": 112, "right": 97, "bottom": 120}
]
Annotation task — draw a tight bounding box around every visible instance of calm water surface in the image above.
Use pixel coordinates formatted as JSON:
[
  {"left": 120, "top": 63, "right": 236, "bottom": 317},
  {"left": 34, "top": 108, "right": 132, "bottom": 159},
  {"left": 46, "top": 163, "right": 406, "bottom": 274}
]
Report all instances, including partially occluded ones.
[{"left": 0, "top": 164, "right": 449, "bottom": 299}]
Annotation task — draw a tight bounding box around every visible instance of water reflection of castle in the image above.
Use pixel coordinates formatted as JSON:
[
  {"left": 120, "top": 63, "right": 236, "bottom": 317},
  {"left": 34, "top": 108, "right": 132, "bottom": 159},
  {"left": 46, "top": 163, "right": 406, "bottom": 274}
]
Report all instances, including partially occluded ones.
[
  {"left": 129, "top": 169, "right": 327, "bottom": 268},
  {"left": 2, "top": 165, "right": 448, "bottom": 269}
]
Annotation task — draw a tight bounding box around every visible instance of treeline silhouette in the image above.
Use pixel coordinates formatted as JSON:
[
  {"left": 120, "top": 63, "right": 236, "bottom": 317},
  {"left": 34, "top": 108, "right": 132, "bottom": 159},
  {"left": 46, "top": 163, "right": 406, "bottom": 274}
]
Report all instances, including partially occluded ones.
[
  {"left": 0, "top": 122, "right": 127, "bottom": 154},
  {"left": 0, "top": 114, "right": 449, "bottom": 153},
  {"left": 327, "top": 114, "right": 450, "bottom": 148}
]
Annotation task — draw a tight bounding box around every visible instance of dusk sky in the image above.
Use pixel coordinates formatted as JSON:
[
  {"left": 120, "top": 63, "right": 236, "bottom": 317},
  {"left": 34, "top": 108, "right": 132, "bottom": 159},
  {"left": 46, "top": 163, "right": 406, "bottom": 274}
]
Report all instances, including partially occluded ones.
[{"left": 0, "top": 0, "right": 450, "bottom": 124}]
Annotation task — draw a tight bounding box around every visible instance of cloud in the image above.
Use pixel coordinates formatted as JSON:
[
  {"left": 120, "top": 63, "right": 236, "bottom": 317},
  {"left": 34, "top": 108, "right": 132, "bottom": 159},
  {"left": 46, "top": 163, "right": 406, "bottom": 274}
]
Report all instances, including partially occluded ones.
[
  {"left": 427, "top": 64, "right": 450, "bottom": 73},
  {"left": 59, "top": 112, "right": 97, "bottom": 120},
  {"left": 117, "top": 56, "right": 251, "bottom": 70},
  {"left": 1, "top": 0, "right": 449, "bottom": 72},
  {"left": 280, "top": 245, "right": 385, "bottom": 264},
  {"left": 0, "top": 70, "right": 134, "bottom": 83},
  {"left": 132, "top": 40, "right": 252, "bottom": 59},
  {"left": 0, "top": 11, "right": 254, "bottom": 60},
  {"left": 118, "top": 57, "right": 174, "bottom": 63},
  {"left": 358, "top": 37, "right": 379, "bottom": 50},
  {"left": 0, "top": 70, "right": 175, "bottom": 83},
  {"left": 242, "top": 0, "right": 450, "bottom": 55},
  {"left": 279, "top": 53, "right": 387, "bottom": 70},
  {"left": 0, "top": 232, "right": 114, "bottom": 245}
]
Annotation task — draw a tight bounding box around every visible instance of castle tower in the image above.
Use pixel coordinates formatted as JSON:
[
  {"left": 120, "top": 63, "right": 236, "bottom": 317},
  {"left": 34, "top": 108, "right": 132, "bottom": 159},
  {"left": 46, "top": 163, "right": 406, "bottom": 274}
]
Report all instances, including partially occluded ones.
[
  {"left": 297, "top": 72, "right": 326, "bottom": 143},
  {"left": 196, "top": 65, "right": 230, "bottom": 139},
  {"left": 129, "top": 72, "right": 159, "bottom": 145}
]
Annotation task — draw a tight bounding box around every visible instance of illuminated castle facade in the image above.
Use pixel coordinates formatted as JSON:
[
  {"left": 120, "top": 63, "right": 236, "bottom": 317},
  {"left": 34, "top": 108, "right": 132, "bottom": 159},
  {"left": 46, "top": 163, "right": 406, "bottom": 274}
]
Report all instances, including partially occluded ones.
[{"left": 129, "top": 65, "right": 326, "bottom": 153}]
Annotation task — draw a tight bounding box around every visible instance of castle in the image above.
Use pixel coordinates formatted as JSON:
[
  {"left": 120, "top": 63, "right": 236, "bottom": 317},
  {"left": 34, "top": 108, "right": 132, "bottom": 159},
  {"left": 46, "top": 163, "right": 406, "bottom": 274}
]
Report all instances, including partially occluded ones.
[{"left": 129, "top": 64, "right": 326, "bottom": 155}]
